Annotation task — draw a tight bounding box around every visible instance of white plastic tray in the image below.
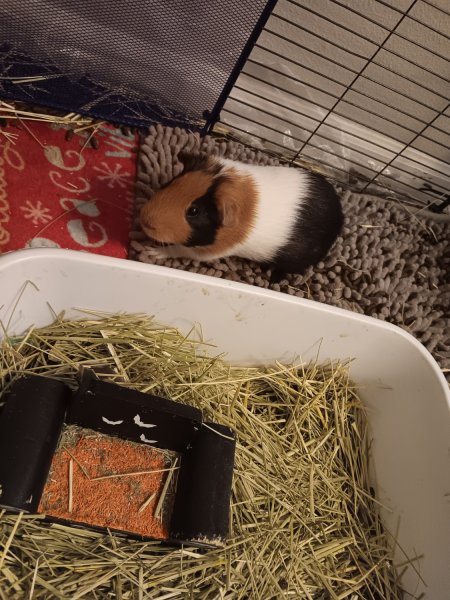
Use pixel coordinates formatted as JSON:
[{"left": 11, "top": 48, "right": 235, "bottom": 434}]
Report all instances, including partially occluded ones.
[{"left": 1, "top": 249, "right": 449, "bottom": 598}]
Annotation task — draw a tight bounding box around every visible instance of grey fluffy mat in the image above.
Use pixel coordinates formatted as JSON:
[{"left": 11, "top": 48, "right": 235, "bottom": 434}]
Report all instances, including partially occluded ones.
[{"left": 131, "top": 125, "right": 450, "bottom": 374}]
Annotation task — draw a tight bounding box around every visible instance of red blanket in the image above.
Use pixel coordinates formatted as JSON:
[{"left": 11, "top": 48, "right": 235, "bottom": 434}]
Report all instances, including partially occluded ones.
[{"left": 0, "top": 121, "right": 136, "bottom": 257}]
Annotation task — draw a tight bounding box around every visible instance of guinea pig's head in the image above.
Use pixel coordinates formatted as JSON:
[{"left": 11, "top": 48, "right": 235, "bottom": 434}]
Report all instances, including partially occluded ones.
[{"left": 140, "top": 153, "right": 241, "bottom": 247}]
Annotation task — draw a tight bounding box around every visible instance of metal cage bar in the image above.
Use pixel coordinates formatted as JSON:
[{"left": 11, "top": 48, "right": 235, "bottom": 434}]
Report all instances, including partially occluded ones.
[{"left": 216, "top": 0, "right": 450, "bottom": 212}]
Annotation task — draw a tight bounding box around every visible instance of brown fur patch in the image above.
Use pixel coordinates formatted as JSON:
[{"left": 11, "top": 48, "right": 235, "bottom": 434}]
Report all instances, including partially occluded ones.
[
  {"left": 192, "top": 167, "right": 258, "bottom": 256},
  {"left": 140, "top": 171, "right": 214, "bottom": 244}
]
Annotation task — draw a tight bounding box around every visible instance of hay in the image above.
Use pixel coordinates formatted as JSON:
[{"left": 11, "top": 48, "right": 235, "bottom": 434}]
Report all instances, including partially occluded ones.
[
  {"left": 0, "top": 99, "right": 108, "bottom": 156},
  {"left": 0, "top": 99, "right": 93, "bottom": 125},
  {"left": 0, "top": 313, "right": 406, "bottom": 598}
]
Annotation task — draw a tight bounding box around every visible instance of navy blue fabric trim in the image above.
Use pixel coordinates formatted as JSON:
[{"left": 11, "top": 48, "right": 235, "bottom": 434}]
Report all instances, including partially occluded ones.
[
  {"left": 0, "top": 90, "right": 201, "bottom": 131},
  {"left": 0, "top": 45, "right": 202, "bottom": 131},
  {"left": 0, "top": 45, "right": 204, "bottom": 130}
]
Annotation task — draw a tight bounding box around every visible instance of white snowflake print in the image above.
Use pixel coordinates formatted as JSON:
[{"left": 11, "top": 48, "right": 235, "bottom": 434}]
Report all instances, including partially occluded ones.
[
  {"left": 20, "top": 200, "right": 53, "bottom": 225},
  {"left": 93, "top": 162, "right": 131, "bottom": 189}
]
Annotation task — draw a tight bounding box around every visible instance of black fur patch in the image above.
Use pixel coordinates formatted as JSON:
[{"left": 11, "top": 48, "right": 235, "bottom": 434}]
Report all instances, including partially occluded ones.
[
  {"left": 272, "top": 172, "right": 344, "bottom": 274},
  {"left": 178, "top": 151, "right": 223, "bottom": 176},
  {"left": 185, "top": 179, "right": 222, "bottom": 247}
]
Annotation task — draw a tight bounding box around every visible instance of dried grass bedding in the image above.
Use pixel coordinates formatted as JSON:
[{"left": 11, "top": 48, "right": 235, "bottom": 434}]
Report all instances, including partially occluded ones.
[{"left": 0, "top": 313, "right": 405, "bottom": 598}]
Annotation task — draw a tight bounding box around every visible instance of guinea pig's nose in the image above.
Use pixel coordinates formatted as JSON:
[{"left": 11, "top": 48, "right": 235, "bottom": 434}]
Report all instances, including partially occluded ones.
[
  {"left": 140, "top": 209, "right": 153, "bottom": 231},
  {"left": 141, "top": 218, "right": 152, "bottom": 230},
  {"left": 140, "top": 220, "right": 155, "bottom": 240}
]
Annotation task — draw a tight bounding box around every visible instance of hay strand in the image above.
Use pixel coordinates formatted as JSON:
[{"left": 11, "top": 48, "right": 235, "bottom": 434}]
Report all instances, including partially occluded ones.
[
  {"left": 154, "top": 458, "right": 179, "bottom": 520},
  {"left": 138, "top": 492, "right": 157, "bottom": 514},
  {"left": 68, "top": 459, "right": 74, "bottom": 514},
  {"left": 0, "top": 100, "right": 93, "bottom": 128}
]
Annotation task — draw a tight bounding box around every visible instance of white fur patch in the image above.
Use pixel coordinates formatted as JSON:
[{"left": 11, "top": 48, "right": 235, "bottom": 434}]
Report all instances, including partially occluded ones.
[{"left": 219, "top": 159, "right": 309, "bottom": 261}]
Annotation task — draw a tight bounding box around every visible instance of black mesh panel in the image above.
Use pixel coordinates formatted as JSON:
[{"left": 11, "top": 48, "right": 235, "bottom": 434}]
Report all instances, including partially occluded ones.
[{"left": 0, "top": 1, "right": 274, "bottom": 129}]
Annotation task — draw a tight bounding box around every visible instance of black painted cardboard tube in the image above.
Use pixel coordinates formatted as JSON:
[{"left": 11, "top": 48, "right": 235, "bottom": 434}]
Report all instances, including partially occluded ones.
[
  {"left": 169, "top": 422, "right": 236, "bottom": 546},
  {"left": 67, "top": 370, "right": 202, "bottom": 452},
  {"left": 0, "top": 376, "right": 70, "bottom": 512}
]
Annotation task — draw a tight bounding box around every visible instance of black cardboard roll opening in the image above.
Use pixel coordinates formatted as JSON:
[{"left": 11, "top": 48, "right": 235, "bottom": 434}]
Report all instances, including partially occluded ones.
[
  {"left": 169, "top": 422, "right": 236, "bottom": 545},
  {"left": 0, "top": 376, "right": 70, "bottom": 512}
]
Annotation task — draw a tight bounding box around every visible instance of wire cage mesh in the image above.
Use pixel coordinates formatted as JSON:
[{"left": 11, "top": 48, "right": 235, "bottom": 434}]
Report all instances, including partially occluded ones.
[
  {"left": 0, "top": 0, "right": 274, "bottom": 131},
  {"left": 216, "top": 0, "right": 450, "bottom": 212}
]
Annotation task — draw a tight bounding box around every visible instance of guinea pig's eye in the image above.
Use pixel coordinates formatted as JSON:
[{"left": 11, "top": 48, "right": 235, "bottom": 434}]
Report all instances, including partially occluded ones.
[{"left": 186, "top": 205, "right": 199, "bottom": 218}]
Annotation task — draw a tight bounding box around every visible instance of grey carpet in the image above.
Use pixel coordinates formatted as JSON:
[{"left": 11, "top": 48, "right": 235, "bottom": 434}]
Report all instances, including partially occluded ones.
[{"left": 130, "top": 125, "right": 450, "bottom": 375}]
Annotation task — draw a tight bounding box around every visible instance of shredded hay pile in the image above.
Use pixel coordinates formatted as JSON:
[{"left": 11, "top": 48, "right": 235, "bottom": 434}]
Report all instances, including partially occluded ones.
[{"left": 0, "top": 314, "right": 405, "bottom": 599}]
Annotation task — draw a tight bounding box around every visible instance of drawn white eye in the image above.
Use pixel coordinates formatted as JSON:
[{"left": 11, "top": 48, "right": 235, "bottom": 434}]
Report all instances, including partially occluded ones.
[
  {"left": 140, "top": 434, "right": 157, "bottom": 444},
  {"left": 134, "top": 414, "right": 156, "bottom": 428},
  {"left": 102, "top": 417, "right": 124, "bottom": 425}
]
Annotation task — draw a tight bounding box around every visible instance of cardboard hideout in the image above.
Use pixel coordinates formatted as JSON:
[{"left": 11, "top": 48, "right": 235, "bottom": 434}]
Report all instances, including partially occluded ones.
[{"left": 0, "top": 371, "right": 236, "bottom": 548}]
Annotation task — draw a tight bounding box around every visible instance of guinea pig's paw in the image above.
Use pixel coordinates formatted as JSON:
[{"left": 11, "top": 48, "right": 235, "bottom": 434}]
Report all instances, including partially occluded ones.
[{"left": 145, "top": 246, "right": 172, "bottom": 261}]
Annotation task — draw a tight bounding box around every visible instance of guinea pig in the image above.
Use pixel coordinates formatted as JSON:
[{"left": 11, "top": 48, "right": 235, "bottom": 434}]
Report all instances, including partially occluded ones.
[{"left": 140, "top": 152, "right": 343, "bottom": 278}]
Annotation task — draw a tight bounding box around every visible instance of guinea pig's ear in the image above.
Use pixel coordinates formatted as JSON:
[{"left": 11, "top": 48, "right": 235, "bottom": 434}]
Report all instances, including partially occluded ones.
[
  {"left": 178, "top": 150, "right": 221, "bottom": 175},
  {"left": 216, "top": 195, "right": 239, "bottom": 228},
  {"left": 178, "top": 150, "right": 208, "bottom": 172}
]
